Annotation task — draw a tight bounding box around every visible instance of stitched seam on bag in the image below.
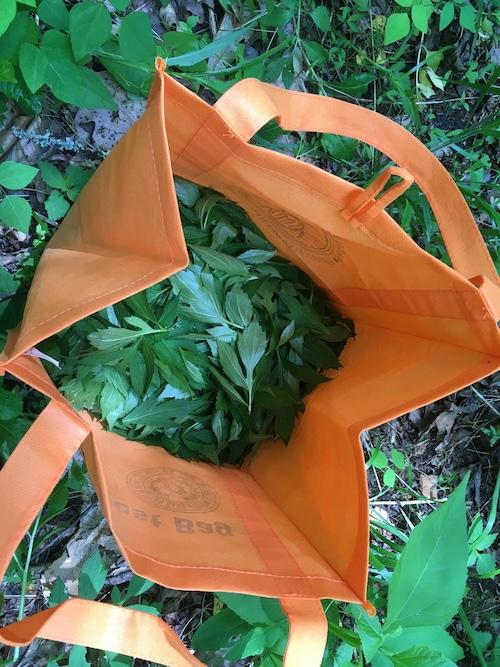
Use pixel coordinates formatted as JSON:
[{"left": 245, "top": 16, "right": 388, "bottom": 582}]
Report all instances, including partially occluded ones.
[
  {"left": 16, "top": 109, "right": 174, "bottom": 347},
  {"left": 147, "top": 105, "right": 173, "bottom": 259},
  {"left": 123, "top": 544, "right": 342, "bottom": 582}
]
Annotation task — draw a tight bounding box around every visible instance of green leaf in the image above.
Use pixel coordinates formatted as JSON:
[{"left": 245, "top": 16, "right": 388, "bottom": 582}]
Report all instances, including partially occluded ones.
[
  {"left": 168, "top": 15, "right": 260, "bottom": 67},
  {"left": 411, "top": 4, "right": 433, "bottom": 33},
  {"left": 110, "top": 0, "right": 131, "bottom": 10},
  {"left": 126, "top": 575, "right": 154, "bottom": 599},
  {"left": 388, "top": 646, "right": 456, "bottom": 666},
  {"left": 191, "top": 245, "right": 250, "bottom": 277},
  {"left": 224, "top": 626, "right": 268, "bottom": 660},
  {"left": 88, "top": 326, "right": 162, "bottom": 350},
  {"left": 0, "top": 59, "right": 16, "bottom": 83},
  {"left": 439, "top": 2, "right": 455, "bottom": 30},
  {"left": 459, "top": 4, "right": 476, "bottom": 32},
  {"left": 382, "top": 626, "right": 464, "bottom": 662},
  {"left": 384, "top": 13, "right": 411, "bottom": 45},
  {"left": 46, "top": 59, "right": 117, "bottom": 110},
  {"left": 384, "top": 468, "right": 396, "bottom": 488},
  {"left": 237, "top": 249, "right": 276, "bottom": 264},
  {"left": 310, "top": 5, "right": 331, "bottom": 32},
  {"left": 237, "top": 321, "right": 267, "bottom": 404},
  {"left": 38, "top": 160, "right": 65, "bottom": 189},
  {"left": 191, "top": 608, "right": 252, "bottom": 651},
  {"left": 69, "top": 1, "right": 112, "bottom": 61},
  {"left": 217, "top": 593, "right": 285, "bottom": 626},
  {"left": 119, "top": 11, "right": 155, "bottom": 64},
  {"left": 37, "top": 0, "right": 70, "bottom": 31},
  {"left": 170, "top": 269, "right": 227, "bottom": 326},
  {"left": 40, "top": 28, "right": 73, "bottom": 60},
  {"left": 68, "top": 645, "right": 91, "bottom": 667},
  {"left": 45, "top": 190, "right": 70, "bottom": 221},
  {"left": 476, "top": 552, "right": 495, "bottom": 575},
  {"left": 225, "top": 285, "right": 253, "bottom": 327},
  {"left": 350, "top": 606, "right": 383, "bottom": 661},
  {"left": 19, "top": 43, "right": 48, "bottom": 93},
  {"left": 385, "top": 475, "right": 469, "bottom": 630},
  {"left": 321, "top": 135, "right": 358, "bottom": 161},
  {"left": 0, "top": 0, "right": 16, "bottom": 39},
  {"left": 0, "top": 387, "right": 23, "bottom": 421},
  {"left": 368, "top": 448, "right": 388, "bottom": 469},
  {"left": 0, "top": 196, "right": 32, "bottom": 233},
  {"left": 122, "top": 396, "right": 206, "bottom": 427},
  {"left": 175, "top": 177, "right": 200, "bottom": 207},
  {"left": 217, "top": 340, "right": 247, "bottom": 388},
  {"left": 49, "top": 577, "right": 69, "bottom": 606},
  {"left": 78, "top": 550, "right": 107, "bottom": 600},
  {"left": 0, "top": 266, "right": 19, "bottom": 294},
  {"left": 391, "top": 450, "right": 406, "bottom": 470},
  {"left": 0, "top": 161, "right": 38, "bottom": 189}
]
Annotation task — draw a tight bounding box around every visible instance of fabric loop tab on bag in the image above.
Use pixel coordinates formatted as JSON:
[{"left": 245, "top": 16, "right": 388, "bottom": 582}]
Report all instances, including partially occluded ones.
[
  {"left": 342, "top": 166, "right": 414, "bottom": 226},
  {"left": 280, "top": 598, "right": 328, "bottom": 667}
]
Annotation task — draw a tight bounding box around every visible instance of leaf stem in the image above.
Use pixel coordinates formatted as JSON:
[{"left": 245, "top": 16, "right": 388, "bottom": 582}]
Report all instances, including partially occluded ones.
[
  {"left": 12, "top": 510, "right": 43, "bottom": 662},
  {"left": 458, "top": 605, "right": 488, "bottom": 667}
]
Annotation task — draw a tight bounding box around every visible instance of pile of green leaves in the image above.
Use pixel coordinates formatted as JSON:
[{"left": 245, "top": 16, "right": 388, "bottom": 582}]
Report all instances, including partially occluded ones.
[{"left": 48, "top": 186, "right": 353, "bottom": 465}]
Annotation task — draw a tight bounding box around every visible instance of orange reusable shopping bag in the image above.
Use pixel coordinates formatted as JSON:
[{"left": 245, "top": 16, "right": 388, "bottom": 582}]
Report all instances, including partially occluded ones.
[{"left": 1, "top": 58, "right": 499, "bottom": 666}]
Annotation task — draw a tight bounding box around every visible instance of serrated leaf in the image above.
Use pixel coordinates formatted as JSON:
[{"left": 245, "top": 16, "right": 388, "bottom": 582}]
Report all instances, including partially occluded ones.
[
  {"left": 19, "top": 43, "right": 48, "bottom": 93},
  {"left": 389, "top": 646, "right": 456, "bottom": 666},
  {"left": 69, "top": 1, "right": 112, "bottom": 61},
  {"left": 49, "top": 577, "right": 69, "bottom": 606},
  {"left": 0, "top": 196, "right": 32, "bottom": 233},
  {"left": 237, "top": 321, "right": 267, "bottom": 406},
  {"left": 38, "top": 160, "right": 65, "bottom": 189},
  {"left": 78, "top": 550, "right": 107, "bottom": 600},
  {"left": 217, "top": 340, "right": 247, "bottom": 388},
  {"left": 119, "top": 11, "right": 155, "bottom": 64},
  {"left": 237, "top": 249, "right": 276, "bottom": 264},
  {"left": 0, "top": 161, "right": 38, "bottom": 189},
  {"left": 385, "top": 475, "right": 469, "bottom": 630},
  {"left": 170, "top": 269, "right": 227, "bottom": 326},
  {"left": 226, "top": 285, "right": 253, "bottom": 327},
  {"left": 384, "top": 13, "right": 411, "bottom": 45},
  {"left": 382, "top": 626, "right": 464, "bottom": 662},
  {"left": 122, "top": 396, "right": 206, "bottom": 426},
  {"left": 88, "top": 327, "right": 162, "bottom": 350},
  {"left": 45, "top": 190, "right": 70, "bottom": 221},
  {"left": 191, "top": 245, "right": 250, "bottom": 277}
]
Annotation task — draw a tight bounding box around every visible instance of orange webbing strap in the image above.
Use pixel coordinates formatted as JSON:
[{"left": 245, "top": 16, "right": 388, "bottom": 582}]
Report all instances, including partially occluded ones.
[
  {"left": 214, "top": 78, "right": 499, "bottom": 287},
  {"left": 280, "top": 598, "right": 328, "bottom": 666},
  {"left": 0, "top": 599, "right": 204, "bottom": 667}
]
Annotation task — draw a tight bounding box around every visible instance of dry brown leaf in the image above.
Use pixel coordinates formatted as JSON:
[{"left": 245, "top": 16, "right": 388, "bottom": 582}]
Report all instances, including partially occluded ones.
[{"left": 420, "top": 473, "right": 439, "bottom": 499}]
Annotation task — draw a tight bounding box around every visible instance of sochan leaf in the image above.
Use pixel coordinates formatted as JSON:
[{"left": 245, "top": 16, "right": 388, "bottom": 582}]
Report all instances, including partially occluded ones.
[
  {"left": 388, "top": 646, "right": 456, "bottom": 667},
  {"left": 225, "top": 285, "right": 253, "bottom": 327},
  {"left": 384, "top": 13, "right": 411, "bottom": 45},
  {"left": 69, "top": 1, "right": 112, "bottom": 61},
  {"left": 0, "top": 161, "right": 38, "bottom": 189},
  {"left": 38, "top": 160, "right": 65, "bottom": 189},
  {"left": 191, "top": 245, "right": 250, "bottom": 277},
  {"left": 119, "top": 11, "right": 155, "bottom": 64},
  {"left": 0, "top": 196, "right": 32, "bottom": 233},
  {"left": 88, "top": 327, "right": 162, "bottom": 350},
  {"left": 191, "top": 608, "right": 252, "bottom": 651},
  {"left": 0, "top": 266, "right": 19, "bottom": 294},
  {"left": 385, "top": 474, "right": 469, "bottom": 630},
  {"left": 19, "top": 43, "right": 48, "bottom": 93},
  {"left": 122, "top": 396, "right": 206, "bottom": 426},
  {"left": 0, "top": 387, "right": 23, "bottom": 421}
]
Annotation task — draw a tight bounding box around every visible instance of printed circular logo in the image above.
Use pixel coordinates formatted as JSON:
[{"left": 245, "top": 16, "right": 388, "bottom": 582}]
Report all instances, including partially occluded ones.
[
  {"left": 127, "top": 467, "right": 219, "bottom": 513},
  {"left": 230, "top": 190, "right": 344, "bottom": 264}
]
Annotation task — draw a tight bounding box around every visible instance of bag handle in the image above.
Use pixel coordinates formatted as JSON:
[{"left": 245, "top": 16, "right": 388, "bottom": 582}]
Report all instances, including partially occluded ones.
[{"left": 214, "top": 78, "right": 499, "bottom": 287}]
